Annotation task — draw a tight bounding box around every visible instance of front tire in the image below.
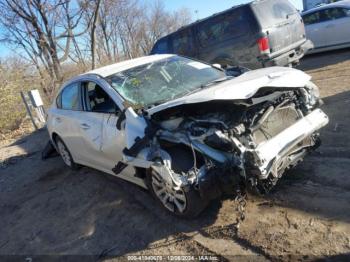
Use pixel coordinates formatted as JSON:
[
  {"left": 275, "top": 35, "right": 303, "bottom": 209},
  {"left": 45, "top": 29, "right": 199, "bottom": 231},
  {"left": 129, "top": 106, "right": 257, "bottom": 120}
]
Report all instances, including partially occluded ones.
[
  {"left": 55, "top": 137, "right": 78, "bottom": 170},
  {"left": 146, "top": 169, "right": 207, "bottom": 218}
]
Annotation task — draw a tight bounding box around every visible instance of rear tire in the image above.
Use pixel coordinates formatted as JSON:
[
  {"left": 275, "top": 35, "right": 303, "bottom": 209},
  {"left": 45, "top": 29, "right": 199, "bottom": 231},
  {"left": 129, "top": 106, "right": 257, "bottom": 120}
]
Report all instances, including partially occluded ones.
[{"left": 55, "top": 137, "right": 78, "bottom": 170}]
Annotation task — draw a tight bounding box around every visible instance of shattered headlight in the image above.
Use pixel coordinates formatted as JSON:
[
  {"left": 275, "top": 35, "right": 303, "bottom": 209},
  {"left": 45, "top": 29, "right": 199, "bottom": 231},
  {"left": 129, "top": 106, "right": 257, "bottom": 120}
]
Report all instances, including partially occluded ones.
[
  {"left": 306, "top": 81, "right": 320, "bottom": 99},
  {"left": 303, "top": 81, "right": 321, "bottom": 108}
]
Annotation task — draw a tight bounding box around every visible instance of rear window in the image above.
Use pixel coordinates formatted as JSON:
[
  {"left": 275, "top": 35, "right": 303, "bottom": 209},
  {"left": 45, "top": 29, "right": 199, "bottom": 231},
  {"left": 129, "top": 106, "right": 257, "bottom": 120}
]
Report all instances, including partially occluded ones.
[
  {"left": 252, "top": 0, "right": 298, "bottom": 27},
  {"left": 196, "top": 6, "right": 254, "bottom": 48}
]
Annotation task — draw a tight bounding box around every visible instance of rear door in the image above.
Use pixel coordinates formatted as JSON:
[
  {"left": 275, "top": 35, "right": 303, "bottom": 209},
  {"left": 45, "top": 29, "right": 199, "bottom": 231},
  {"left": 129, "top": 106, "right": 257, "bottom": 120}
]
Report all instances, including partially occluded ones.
[
  {"left": 251, "top": 0, "right": 306, "bottom": 54},
  {"left": 52, "top": 82, "right": 85, "bottom": 162}
]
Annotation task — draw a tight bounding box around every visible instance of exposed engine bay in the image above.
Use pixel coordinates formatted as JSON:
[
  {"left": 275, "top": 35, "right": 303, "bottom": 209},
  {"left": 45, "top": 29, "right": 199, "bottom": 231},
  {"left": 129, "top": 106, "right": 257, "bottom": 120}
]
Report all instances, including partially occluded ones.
[{"left": 115, "top": 81, "right": 329, "bottom": 202}]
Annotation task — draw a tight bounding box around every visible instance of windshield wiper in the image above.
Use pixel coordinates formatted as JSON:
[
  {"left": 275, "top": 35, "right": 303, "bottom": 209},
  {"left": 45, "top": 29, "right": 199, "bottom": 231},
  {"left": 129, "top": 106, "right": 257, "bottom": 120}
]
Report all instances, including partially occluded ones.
[{"left": 201, "top": 76, "right": 233, "bottom": 88}]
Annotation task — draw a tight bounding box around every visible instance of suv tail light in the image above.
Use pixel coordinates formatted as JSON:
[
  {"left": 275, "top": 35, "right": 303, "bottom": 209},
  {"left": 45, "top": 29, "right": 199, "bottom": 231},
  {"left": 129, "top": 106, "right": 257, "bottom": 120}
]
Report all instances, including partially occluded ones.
[{"left": 257, "top": 37, "right": 270, "bottom": 55}]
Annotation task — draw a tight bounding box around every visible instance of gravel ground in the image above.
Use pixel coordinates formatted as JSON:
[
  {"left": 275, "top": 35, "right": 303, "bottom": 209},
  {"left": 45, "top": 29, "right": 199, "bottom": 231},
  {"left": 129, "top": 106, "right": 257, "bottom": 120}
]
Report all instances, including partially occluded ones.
[{"left": 1, "top": 49, "right": 350, "bottom": 261}]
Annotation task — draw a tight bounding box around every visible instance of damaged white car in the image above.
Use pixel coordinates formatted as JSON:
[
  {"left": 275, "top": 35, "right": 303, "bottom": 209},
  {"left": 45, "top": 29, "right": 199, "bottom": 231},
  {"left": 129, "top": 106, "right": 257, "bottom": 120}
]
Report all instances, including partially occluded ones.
[{"left": 47, "top": 55, "right": 329, "bottom": 217}]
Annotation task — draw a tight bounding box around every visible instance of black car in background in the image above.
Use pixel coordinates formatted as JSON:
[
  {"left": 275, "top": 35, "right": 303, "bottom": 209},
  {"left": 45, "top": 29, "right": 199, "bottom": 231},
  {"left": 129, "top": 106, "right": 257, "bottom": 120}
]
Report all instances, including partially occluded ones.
[{"left": 150, "top": 0, "right": 313, "bottom": 69}]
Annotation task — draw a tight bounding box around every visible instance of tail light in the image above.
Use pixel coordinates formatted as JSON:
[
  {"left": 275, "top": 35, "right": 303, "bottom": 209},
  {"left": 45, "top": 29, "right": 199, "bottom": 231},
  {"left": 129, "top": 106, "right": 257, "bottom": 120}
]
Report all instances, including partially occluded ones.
[{"left": 257, "top": 37, "right": 270, "bottom": 55}]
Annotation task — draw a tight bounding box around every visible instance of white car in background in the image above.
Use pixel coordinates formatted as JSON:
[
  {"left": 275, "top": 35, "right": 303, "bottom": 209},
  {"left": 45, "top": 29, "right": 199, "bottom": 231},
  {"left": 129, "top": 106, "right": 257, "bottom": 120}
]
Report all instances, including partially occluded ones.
[
  {"left": 47, "top": 55, "right": 328, "bottom": 217},
  {"left": 302, "top": 0, "right": 350, "bottom": 53}
]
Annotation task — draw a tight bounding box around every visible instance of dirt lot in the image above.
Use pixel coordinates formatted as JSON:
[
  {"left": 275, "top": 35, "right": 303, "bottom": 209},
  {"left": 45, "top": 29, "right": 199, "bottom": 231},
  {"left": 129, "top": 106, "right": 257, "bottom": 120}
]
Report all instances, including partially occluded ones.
[{"left": 1, "top": 49, "right": 350, "bottom": 261}]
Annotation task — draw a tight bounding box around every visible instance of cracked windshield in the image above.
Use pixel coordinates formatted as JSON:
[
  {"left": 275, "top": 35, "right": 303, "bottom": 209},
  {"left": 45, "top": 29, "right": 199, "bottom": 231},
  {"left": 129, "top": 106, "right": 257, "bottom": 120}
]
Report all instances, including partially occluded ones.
[{"left": 106, "top": 56, "right": 226, "bottom": 107}]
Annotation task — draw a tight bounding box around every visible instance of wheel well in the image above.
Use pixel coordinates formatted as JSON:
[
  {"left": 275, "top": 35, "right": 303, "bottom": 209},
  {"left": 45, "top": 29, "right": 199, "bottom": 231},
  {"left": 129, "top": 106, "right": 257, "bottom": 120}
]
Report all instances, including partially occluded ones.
[
  {"left": 159, "top": 141, "right": 204, "bottom": 173},
  {"left": 51, "top": 132, "right": 59, "bottom": 146}
]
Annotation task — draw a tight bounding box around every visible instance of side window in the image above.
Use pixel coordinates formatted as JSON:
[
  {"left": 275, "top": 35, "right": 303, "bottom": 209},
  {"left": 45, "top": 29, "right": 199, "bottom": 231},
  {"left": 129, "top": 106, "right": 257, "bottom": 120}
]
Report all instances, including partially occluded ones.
[
  {"left": 197, "top": 8, "right": 249, "bottom": 48},
  {"left": 83, "top": 82, "right": 119, "bottom": 114},
  {"left": 322, "top": 8, "right": 347, "bottom": 21},
  {"left": 303, "top": 11, "right": 321, "bottom": 25},
  {"left": 172, "top": 30, "right": 192, "bottom": 55},
  {"left": 61, "top": 83, "right": 81, "bottom": 110},
  {"left": 197, "top": 17, "right": 226, "bottom": 47},
  {"left": 151, "top": 38, "right": 169, "bottom": 54},
  {"left": 303, "top": 8, "right": 349, "bottom": 25}
]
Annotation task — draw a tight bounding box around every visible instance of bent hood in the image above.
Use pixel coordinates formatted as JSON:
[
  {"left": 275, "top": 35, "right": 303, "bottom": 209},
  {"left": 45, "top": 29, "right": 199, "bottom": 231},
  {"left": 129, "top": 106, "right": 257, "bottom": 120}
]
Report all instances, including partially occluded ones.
[{"left": 147, "top": 67, "right": 311, "bottom": 116}]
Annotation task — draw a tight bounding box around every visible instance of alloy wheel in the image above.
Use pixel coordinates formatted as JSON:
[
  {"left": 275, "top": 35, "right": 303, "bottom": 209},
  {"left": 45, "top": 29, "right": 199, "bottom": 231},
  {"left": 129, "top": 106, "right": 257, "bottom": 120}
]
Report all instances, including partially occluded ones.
[
  {"left": 56, "top": 140, "right": 72, "bottom": 167},
  {"left": 151, "top": 169, "right": 187, "bottom": 213}
]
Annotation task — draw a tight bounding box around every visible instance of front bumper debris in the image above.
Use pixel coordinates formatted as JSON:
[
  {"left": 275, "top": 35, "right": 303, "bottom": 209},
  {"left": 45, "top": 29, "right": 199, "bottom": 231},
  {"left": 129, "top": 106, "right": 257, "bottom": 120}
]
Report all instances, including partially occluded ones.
[{"left": 249, "top": 108, "right": 329, "bottom": 178}]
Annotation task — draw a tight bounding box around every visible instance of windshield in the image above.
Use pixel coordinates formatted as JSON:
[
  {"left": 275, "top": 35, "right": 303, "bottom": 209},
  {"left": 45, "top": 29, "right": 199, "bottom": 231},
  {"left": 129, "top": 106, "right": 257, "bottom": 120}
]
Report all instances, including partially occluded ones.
[{"left": 106, "top": 56, "right": 226, "bottom": 107}]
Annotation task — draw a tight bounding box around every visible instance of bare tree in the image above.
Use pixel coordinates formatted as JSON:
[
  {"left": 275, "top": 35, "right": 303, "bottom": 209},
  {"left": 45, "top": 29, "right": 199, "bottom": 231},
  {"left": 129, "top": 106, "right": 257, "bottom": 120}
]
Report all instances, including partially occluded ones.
[
  {"left": 92, "top": 0, "right": 192, "bottom": 60},
  {"left": 90, "top": 0, "right": 102, "bottom": 69},
  {"left": 0, "top": 0, "right": 92, "bottom": 97},
  {"left": 0, "top": 0, "right": 192, "bottom": 98},
  {"left": 138, "top": 0, "right": 192, "bottom": 54}
]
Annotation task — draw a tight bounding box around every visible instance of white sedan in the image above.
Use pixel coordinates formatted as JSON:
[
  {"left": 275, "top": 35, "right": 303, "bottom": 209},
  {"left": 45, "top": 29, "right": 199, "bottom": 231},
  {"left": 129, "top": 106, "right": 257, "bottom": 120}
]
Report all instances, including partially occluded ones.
[
  {"left": 302, "top": 0, "right": 350, "bottom": 53},
  {"left": 47, "top": 55, "right": 328, "bottom": 217}
]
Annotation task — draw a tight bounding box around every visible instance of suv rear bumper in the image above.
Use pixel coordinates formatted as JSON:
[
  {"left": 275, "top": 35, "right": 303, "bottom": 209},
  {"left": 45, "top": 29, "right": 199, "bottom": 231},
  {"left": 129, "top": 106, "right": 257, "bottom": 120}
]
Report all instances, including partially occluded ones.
[{"left": 262, "top": 40, "right": 313, "bottom": 67}]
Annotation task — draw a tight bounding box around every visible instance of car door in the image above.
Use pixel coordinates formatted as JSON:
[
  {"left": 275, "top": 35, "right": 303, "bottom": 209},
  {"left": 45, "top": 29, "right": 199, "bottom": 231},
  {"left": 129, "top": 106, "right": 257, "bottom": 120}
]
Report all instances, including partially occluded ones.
[
  {"left": 74, "top": 80, "right": 131, "bottom": 173},
  {"left": 321, "top": 7, "right": 350, "bottom": 46},
  {"left": 52, "top": 82, "right": 86, "bottom": 162},
  {"left": 303, "top": 11, "right": 325, "bottom": 48}
]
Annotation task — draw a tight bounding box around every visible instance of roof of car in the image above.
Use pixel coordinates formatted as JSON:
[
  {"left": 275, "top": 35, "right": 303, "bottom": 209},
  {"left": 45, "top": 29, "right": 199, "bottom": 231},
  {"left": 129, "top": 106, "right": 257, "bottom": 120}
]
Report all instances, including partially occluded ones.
[
  {"left": 302, "top": 0, "right": 350, "bottom": 15},
  {"left": 83, "top": 54, "right": 174, "bottom": 78}
]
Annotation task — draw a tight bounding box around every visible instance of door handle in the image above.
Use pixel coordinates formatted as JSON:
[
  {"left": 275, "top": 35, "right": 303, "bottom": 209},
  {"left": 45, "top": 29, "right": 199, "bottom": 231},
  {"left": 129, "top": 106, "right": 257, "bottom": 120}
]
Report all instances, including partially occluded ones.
[
  {"left": 55, "top": 117, "right": 62, "bottom": 123},
  {"left": 80, "top": 123, "right": 90, "bottom": 130},
  {"left": 325, "top": 24, "right": 335, "bottom": 28}
]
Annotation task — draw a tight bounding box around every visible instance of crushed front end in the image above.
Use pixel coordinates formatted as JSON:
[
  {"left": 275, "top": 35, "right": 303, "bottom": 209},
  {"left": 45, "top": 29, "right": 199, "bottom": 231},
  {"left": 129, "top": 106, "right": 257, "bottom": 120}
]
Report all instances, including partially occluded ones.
[{"left": 120, "top": 80, "right": 329, "bottom": 200}]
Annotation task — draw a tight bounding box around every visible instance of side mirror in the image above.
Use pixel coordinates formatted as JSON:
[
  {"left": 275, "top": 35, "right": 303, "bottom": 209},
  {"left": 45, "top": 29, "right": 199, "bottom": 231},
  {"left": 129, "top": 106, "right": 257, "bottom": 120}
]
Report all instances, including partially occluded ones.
[{"left": 212, "top": 63, "right": 222, "bottom": 69}]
